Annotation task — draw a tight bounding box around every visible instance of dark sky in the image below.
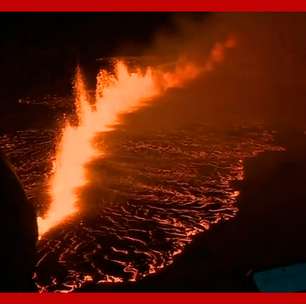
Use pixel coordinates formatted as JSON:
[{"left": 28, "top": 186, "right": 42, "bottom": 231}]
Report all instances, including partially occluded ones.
[
  {"left": 0, "top": 13, "right": 188, "bottom": 101},
  {"left": 0, "top": 13, "right": 174, "bottom": 57},
  {"left": 2, "top": 13, "right": 306, "bottom": 130}
]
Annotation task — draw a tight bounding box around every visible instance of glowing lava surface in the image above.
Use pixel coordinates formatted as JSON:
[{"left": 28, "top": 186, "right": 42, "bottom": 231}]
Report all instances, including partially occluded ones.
[{"left": 0, "top": 37, "right": 286, "bottom": 291}]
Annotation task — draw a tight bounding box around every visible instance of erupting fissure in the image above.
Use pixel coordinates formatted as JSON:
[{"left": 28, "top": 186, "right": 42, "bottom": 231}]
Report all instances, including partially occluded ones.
[{"left": 38, "top": 36, "right": 236, "bottom": 236}]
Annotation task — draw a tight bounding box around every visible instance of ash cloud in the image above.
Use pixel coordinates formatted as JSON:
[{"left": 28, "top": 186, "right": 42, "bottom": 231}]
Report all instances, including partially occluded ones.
[{"left": 122, "top": 13, "right": 306, "bottom": 132}]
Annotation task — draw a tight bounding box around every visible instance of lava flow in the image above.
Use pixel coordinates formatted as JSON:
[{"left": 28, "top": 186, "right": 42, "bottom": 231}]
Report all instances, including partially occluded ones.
[{"left": 37, "top": 36, "right": 236, "bottom": 236}]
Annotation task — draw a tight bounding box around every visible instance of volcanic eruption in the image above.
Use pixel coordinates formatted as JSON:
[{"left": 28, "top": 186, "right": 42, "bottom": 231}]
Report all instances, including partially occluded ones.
[{"left": 37, "top": 36, "right": 236, "bottom": 236}]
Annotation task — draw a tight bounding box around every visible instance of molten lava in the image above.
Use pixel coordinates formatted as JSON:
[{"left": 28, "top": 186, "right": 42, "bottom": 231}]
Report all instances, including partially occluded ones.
[{"left": 38, "top": 36, "right": 236, "bottom": 236}]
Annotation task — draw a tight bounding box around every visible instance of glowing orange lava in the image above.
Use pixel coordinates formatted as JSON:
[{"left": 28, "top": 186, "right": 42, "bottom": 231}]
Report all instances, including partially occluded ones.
[{"left": 38, "top": 36, "right": 236, "bottom": 236}]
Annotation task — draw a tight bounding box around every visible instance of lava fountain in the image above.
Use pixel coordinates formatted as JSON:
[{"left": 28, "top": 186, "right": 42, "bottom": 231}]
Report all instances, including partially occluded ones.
[{"left": 38, "top": 36, "right": 236, "bottom": 236}]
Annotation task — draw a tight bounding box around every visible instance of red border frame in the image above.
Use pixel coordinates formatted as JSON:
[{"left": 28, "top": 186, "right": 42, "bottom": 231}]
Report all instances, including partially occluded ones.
[
  {"left": 0, "top": 293, "right": 305, "bottom": 303},
  {"left": 0, "top": 0, "right": 306, "bottom": 11},
  {"left": 1, "top": 1, "right": 306, "bottom": 303}
]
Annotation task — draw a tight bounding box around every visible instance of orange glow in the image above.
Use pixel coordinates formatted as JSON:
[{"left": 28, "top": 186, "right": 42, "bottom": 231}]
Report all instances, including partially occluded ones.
[
  {"left": 38, "top": 67, "right": 93, "bottom": 235},
  {"left": 38, "top": 36, "right": 236, "bottom": 236}
]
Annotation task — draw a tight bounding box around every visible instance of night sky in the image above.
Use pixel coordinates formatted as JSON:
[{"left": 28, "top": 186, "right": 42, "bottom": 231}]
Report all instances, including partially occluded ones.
[
  {"left": 2, "top": 13, "right": 306, "bottom": 130},
  {"left": 0, "top": 14, "right": 159, "bottom": 101},
  {"left": 0, "top": 13, "right": 194, "bottom": 101}
]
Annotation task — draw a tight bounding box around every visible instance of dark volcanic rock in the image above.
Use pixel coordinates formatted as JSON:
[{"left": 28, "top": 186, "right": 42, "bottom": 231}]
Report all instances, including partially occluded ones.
[{"left": 0, "top": 151, "right": 38, "bottom": 291}]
